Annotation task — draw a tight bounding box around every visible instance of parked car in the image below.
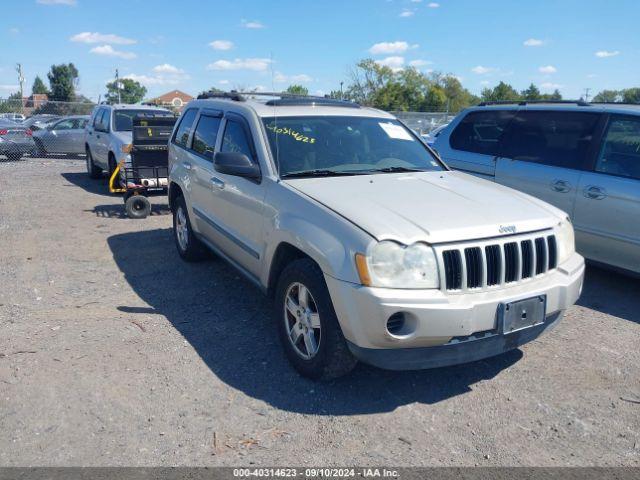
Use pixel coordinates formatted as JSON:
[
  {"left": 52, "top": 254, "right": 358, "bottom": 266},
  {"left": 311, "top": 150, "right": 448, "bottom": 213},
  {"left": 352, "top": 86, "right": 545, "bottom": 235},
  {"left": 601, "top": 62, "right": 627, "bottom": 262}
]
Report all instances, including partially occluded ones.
[
  {"left": 33, "top": 115, "right": 90, "bottom": 156},
  {"left": 23, "top": 114, "right": 61, "bottom": 131},
  {"left": 167, "top": 92, "right": 584, "bottom": 379},
  {"left": 434, "top": 102, "right": 640, "bottom": 275},
  {"left": 0, "top": 113, "right": 26, "bottom": 122},
  {"left": 0, "top": 119, "right": 35, "bottom": 161},
  {"left": 85, "top": 104, "right": 171, "bottom": 178}
]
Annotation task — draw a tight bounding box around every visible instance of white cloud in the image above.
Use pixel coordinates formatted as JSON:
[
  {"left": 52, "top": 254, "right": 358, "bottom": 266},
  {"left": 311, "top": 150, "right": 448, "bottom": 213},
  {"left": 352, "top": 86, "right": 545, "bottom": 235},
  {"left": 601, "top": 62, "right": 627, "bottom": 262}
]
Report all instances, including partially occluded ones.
[
  {"left": 0, "top": 84, "right": 19, "bottom": 92},
  {"left": 90, "top": 45, "right": 136, "bottom": 60},
  {"left": 408, "top": 59, "right": 432, "bottom": 67},
  {"left": 524, "top": 38, "right": 544, "bottom": 47},
  {"left": 411, "top": 0, "right": 422, "bottom": 2},
  {"left": 218, "top": 80, "right": 230, "bottom": 85},
  {"left": 369, "top": 41, "right": 416, "bottom": 55},
  {"left": 539, "top": 65, "right": 557, "bottom": 74},
  {"left": 241, "top": 19, "right": 265, "bottom": 29},
  {"left": 480, "top": 80, "right": 490, "bottom": 86},
  {"left": 595, "top": 50, "right": 620, "bottom": 58},
  {"left": 541, "top": 82, "right": 562, "bottom": 90},
  {"left": 273, "top": 72, "right": 313, "bottom": 83},
  {"left": 36, "top": 0, "right": 76, "bottom": 5},
  {"left": 209, "top": 40, "right": 234, "bottom": 51},
  {"left": 70, "top": 32, "right": 136, "bottom": 45},
  {"left": 587, "top": 73, "right": 597, "bottom": 78},
  {"left": 427, "top": 2, "right": 440, "bottom": 7},
  {"left": 9, "top": 27, "right": 19, "bottom": 34},
  {"left": 152, "top": 64, "right": 184, "bottom": 74},
  {"left": 375, "top": 56, "right": 405, "bottom": 71},
  {"left": 121, "top": 74, "right": 164, "bottom": 86},
  {"left": 471, "top": 65, "right": 494, "bottom": 74},
  {"left": 206, "top": 58, "right": 272, "bottom": 71},
  {"left": 399, "top": 9, "right": 415, "bottom": 17}
]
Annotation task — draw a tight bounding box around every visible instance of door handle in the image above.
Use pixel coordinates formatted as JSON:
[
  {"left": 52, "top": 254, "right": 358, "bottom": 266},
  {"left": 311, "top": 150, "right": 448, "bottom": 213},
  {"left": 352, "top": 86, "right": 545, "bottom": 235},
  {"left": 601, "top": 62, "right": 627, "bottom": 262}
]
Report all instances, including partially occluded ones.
[
  {"left": 210, "top": 176, "right": 225, "bottom": 189},
  {"left": 584, "top": 185, "right": 607, "bottom": 200},
  {"left": 551, "top": 179, "right": 572, "bottom": 193},
  {"left": 182, "top": 162, "right": 192, "bottom": 171}
]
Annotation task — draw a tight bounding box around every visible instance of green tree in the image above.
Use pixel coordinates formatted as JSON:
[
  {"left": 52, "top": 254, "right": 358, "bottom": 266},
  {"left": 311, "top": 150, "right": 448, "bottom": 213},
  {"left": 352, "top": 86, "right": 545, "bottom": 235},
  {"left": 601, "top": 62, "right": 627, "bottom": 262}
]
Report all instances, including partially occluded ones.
[
  {"left": 622, "top": 88, "right": 640, "bottom": 104},
  {"left": 542, "top": 89, "right": 563, "bottom": 101},
  {"left": 105, "top": 78, "right": 147, "bottom": 104},
  {"left": 437, "top": 74, "right": 478, "bottom": 111},
  {"left": 31, "top": 76, "right": 49, "bottom": 95},
  {"left": 481, "top": 81, "right": 521, "bottom": 103},
  {"left": 521, "top": 83, "right": 541, "bottom": 101},
  {"left": 285, "top": 84, "right": 309, "bottom": 96},
  {"left": 47, "top": 63, "right": 79, "bottom": 102},
  {"left": 592, "top": 89, "right": 620, "bottom": 103},
  {"left": 0, "top": 92, "right": 22, "bottom": 113}
]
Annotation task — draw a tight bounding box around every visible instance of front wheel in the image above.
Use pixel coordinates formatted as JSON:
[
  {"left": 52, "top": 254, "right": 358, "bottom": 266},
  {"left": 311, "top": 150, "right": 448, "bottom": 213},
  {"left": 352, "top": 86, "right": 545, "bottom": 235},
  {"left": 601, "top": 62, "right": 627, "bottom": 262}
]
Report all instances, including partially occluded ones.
[
  {"left": 6, "top": 153, "right": 22, "bottom": 161},
  {"left": 275, "top": 258, "right": 357, "bottom": 380}
]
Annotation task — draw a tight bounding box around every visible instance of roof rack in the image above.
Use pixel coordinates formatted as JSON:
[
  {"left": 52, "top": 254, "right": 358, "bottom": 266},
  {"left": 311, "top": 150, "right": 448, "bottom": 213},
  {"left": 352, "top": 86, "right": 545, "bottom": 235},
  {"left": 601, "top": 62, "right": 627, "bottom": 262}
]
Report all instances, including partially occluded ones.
[
  {"left": 478, "top": 100, "right": 591, "bottom": 107},
  {"left": 196, "top": 90, "right": 360, "bottom": 108},
  {"left": 589, "top": 101, "right": 640, "bottom": 106}
]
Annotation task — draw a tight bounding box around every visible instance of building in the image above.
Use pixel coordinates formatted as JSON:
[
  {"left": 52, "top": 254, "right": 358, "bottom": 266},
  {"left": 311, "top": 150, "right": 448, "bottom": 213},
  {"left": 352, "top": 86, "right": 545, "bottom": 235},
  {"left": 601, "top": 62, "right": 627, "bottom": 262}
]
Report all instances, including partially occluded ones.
[{"left": 148, "top": 90, "right": 194, "bottom": 111}]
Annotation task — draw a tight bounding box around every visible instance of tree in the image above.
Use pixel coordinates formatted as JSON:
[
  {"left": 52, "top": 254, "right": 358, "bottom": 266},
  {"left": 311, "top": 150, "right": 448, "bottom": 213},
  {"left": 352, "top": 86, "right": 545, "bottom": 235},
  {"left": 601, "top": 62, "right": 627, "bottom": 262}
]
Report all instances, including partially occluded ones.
[
  {"left": 0, "top": 92, "right": 22, "bottom": 113},
  {"left": 105, "top": 78, "right": 147, "bottom": 104},
  {"left": 521, "top": 83, "right": 541, "bottom": 101},
  {"left": 481, "top": 81, "right": 521, "bottom": 103},
  {"left": 542, "top": 89, "right": 563, "bottom": 101},
  {"left": 622, "top": 88, "right": 640, "bottom": 104},
  {"left": 32, "top": 76, "right": 49, "bottom": 95},
  {"left": 285, "top": 84, "right": 309, "bottom": 96},
  {"left": 47, "top": 63, "right": 79, "bottom": 102},
  {"left": 592, "top": 89, "right": 620, "bottom": 103}
]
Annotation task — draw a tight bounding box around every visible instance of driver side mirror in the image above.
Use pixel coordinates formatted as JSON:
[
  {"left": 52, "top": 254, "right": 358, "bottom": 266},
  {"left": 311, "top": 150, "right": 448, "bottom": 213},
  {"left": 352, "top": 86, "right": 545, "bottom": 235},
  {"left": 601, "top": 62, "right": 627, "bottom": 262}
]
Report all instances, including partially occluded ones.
[{"left": 214, "top": 152, "right": 261, "bottom": 181}]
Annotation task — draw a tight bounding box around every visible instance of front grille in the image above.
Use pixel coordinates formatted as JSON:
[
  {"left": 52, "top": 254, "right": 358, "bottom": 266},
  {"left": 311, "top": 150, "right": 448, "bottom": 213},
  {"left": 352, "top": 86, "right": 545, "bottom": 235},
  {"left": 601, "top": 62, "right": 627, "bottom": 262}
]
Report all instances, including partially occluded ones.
[{"left": 440, "top": 233, "right": 557, "bottom": 291}]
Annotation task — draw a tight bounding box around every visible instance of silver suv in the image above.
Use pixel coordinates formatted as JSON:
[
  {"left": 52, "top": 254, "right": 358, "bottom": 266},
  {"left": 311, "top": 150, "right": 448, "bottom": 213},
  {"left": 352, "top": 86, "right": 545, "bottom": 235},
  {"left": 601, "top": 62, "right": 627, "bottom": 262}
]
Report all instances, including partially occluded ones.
[
  {"left": 168, "top": 92, "right": 584, "bottom": 379},
  {"left": 434, "top": 102, "right": 640, "bottom": 275},
  {"left": 85, "top": 104, "right": 170, "bottom": 179}
]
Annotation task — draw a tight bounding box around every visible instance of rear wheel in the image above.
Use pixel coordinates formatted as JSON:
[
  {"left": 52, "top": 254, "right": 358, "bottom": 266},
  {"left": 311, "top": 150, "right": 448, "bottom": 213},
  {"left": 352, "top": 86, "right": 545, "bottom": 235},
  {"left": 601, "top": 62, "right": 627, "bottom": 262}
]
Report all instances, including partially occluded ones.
[
  {"left": 275, "top": 258, "right": 357, "bottom": 380},
  {"left": 86, "top": 148, "right": 101, "bottom": 179},
  {"left": 7, "top": 153, "right": 22, "bottom": 161},
  {"left": 172, "top": 195, "right": 207, "bottom": 261},
  {"left": 34, "top": 138, "right": 47, "bottom": 157},
  {"left": 124, "top": 194, "right": 151, "bottom": 219}
]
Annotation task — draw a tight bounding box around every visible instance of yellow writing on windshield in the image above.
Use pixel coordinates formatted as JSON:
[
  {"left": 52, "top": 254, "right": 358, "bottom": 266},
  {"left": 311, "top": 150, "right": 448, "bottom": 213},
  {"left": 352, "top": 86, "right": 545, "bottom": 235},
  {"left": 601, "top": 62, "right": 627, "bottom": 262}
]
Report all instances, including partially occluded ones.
[{"left": 266, "top": 124, "right": 316, "bottom": 144}]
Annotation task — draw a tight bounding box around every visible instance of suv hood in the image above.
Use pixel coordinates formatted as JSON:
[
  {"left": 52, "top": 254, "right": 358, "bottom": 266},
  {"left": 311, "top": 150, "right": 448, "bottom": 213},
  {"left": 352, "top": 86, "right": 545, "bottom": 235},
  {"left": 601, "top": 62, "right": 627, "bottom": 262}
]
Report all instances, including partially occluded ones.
[{"left": 285, "top": 171, "right": 564, "bottom": 245}]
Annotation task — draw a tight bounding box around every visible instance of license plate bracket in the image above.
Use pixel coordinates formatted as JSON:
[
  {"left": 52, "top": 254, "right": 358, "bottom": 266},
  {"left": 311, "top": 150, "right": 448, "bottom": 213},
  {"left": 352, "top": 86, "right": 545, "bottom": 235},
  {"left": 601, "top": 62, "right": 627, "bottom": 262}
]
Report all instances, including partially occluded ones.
[{"left": 499, "top": 295, "right": 546, "bottom": 334}]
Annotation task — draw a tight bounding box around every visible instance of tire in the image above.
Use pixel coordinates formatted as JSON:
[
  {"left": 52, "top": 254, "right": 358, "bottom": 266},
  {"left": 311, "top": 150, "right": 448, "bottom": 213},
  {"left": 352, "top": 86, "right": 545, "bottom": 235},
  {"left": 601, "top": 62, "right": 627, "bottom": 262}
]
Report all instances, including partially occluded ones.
[
  {"left": 125, "top": 195, "right": 151, "bottom": 219},
  {"left": 275, "top": 258, "right": 357, "bottom": 380},
  {"left": 86, "top": 148, "right": 101, "bottom": 179},
  {"left": 108, "top": 154, "right": 117, "bottom": 178},
  {"left": 7, "top": 153, "right": 22, "bottom": 161},
  {"left": 172, "top": 195, "right": 207, "bottom": 261}
]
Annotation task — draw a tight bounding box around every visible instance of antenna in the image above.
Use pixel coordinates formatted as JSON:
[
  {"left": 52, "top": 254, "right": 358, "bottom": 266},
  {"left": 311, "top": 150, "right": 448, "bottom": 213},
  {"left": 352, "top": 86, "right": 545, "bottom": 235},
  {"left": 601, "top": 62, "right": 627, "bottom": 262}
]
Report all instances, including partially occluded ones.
[{"left": 269, "top": 52, "right": 280, "bottom": 177}]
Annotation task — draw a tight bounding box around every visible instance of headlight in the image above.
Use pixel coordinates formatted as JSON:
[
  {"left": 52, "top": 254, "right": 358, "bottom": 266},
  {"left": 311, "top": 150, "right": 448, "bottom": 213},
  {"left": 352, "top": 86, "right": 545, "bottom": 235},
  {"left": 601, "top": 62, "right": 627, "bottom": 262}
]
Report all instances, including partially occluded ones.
[
  {"left": 556, "top": 218, "right": 575, "bottom": 264},
  {"left": 356, "top": 241, "right": 439, "bottom": 289}
]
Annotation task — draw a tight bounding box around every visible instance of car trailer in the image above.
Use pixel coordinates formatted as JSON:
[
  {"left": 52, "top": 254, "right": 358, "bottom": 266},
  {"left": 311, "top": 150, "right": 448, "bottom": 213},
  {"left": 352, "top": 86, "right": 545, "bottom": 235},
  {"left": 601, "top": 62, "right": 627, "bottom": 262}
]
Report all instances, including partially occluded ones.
[{"left": 109, "top": 113, "right": 177, "bottom": 218}]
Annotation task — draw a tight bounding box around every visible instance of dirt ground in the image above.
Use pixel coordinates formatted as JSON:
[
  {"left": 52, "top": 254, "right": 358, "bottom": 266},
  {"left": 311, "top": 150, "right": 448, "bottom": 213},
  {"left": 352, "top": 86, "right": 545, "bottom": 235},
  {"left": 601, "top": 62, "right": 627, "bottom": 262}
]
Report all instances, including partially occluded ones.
[{"left": 0, "top": 157, "right": 638, "bottom": 467}]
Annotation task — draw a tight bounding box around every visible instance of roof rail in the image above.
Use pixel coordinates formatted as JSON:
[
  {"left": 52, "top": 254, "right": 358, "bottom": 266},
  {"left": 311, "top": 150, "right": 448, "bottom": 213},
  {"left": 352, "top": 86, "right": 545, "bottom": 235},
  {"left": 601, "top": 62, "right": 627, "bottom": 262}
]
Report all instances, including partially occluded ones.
[
  {"left": 196, "top": 90, "right": 360, "bottom": 108},
  {"left": 589, "top": 101, "right": 640, "bottom": 106},
  {"left": 478, "top": 100, "right": 591, "bottom": 107}
]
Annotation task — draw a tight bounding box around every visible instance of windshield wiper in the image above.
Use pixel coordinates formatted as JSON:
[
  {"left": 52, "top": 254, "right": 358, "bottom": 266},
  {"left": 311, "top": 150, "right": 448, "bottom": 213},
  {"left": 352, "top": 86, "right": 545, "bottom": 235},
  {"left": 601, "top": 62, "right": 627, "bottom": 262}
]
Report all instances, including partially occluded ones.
[
  {"left": 281, "top": 169, "right": 366, "bottom": 179},
  {"left": 364, "top": 166, "right": 428, "bottom": 173}
]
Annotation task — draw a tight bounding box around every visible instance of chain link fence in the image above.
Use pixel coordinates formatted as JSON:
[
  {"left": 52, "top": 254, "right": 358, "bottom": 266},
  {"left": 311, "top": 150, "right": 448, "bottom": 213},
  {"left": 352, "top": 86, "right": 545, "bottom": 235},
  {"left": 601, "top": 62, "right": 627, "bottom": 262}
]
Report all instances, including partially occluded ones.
[{"left": 0, "top": 98, "right": 96, "bottom": 161}]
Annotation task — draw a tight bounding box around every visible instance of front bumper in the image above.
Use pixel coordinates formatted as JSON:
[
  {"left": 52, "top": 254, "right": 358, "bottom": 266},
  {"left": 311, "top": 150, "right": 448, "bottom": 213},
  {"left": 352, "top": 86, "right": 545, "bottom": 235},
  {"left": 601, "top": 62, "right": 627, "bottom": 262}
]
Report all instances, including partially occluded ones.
[{"left": 325, "top": 253, "right": 584, "bottom": 370}]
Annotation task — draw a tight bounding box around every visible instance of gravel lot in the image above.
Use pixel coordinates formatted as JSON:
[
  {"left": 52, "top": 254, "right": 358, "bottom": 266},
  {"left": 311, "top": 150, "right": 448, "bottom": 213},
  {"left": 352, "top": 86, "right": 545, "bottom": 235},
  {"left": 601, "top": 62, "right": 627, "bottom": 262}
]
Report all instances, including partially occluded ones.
[{"left": 0, "top": 157, "right": 638, "bottom": 467}]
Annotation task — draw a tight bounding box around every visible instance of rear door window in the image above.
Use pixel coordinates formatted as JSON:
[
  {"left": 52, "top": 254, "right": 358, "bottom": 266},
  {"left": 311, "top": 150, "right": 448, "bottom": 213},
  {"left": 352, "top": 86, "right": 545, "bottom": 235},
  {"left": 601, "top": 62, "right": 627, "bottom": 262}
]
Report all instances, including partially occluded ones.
[
  {"left": 191, "top": 115, "right": 222, "bottom": 161},
  {"left": 172, "top": 108, "right": 198, "bottom": 148},
  {"left": 501, "top": 111, "right": 601, "bottom": 170},
  {"left": 449, "top": 110, "right": 515, "bottom": 156},
  {"left": 596, "top": 115, "right": 640, "bottom": 180}
]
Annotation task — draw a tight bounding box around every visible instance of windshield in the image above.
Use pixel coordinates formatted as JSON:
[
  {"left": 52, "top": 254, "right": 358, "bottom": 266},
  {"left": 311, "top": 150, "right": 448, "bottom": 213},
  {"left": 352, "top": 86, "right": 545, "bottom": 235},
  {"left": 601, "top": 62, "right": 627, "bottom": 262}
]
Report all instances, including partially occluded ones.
[
  {"left": 262, "top": 116, "right": 444, "bottom": 177},
  {"left": 113, "top": 109, "right": 168, "bottom": 132}
]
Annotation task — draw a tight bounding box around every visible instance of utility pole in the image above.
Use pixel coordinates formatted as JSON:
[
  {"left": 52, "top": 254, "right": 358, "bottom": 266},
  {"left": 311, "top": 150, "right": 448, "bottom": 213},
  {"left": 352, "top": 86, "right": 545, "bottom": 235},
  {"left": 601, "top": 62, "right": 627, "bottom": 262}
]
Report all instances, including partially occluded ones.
[
  {"left": 16, "top": 63, "right": 25, "bottom": 113},
  {"left": 115, "top": 68, "right": 121, "bottom": 104},
  {"left": 584, "top": 88, "right": 591, "bottom": 102},
  {"left": 340, "top": 81, "right": 344, "bottom": 100}
]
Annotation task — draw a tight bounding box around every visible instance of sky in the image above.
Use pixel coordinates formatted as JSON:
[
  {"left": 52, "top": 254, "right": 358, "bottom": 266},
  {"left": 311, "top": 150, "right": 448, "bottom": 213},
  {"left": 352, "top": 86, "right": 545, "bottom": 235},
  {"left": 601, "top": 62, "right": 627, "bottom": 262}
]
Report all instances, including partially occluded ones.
[{"left": 1, "top": 0, "right": 639, "bottom": 103}]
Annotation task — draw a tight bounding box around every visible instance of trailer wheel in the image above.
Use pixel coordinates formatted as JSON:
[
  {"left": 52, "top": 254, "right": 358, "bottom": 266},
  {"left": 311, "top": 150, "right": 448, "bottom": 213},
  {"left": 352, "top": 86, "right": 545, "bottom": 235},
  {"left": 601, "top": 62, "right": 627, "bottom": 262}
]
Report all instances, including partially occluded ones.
[{"left": 125, "top": 195, "right": 151, "bottom": 219}]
